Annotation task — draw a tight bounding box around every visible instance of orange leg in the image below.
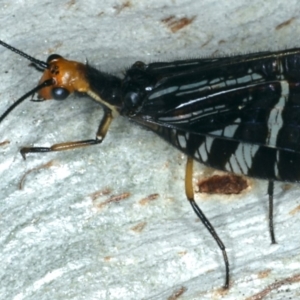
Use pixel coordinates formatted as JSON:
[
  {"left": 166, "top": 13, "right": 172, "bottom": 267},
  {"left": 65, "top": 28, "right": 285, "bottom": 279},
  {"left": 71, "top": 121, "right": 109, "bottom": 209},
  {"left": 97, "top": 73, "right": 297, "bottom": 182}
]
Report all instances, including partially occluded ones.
[{"left": 21, "top": 109, "right": 113, "bottom": 159}]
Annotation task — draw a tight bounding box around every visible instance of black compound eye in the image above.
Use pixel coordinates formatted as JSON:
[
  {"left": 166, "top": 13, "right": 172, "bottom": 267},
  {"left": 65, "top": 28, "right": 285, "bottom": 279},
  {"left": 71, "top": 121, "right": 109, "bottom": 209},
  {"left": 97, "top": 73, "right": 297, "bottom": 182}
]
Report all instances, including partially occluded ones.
[
  {"left": 51, "top": 87, "right": 70, "bottom": 100},
  {"left": 124, "top": 91, "right": 140, "bottom": 108},
  {"left": 47, "top": 54, "right": 62, "bottom": 63}
]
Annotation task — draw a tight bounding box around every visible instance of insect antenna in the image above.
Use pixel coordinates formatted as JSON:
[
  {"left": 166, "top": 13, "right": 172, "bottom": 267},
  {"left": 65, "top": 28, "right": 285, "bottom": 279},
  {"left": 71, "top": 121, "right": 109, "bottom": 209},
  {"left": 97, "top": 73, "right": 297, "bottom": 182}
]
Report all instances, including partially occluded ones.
[
  {"left": 0, "top": 79, "right": 53, "bottom": 123},
  {"left": 0, "top": 39, "right": 48, "bottom": 69},
  {"left": 0, "top": 40, "right": 53, "bottom": 123}
]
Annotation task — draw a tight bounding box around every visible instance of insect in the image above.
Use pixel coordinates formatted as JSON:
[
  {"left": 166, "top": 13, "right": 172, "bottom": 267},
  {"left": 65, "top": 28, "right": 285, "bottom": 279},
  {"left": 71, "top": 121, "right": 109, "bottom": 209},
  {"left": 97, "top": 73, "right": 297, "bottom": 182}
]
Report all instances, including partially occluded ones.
[{"left": 1, "top": 39, "right": 300, "bottom": 289}]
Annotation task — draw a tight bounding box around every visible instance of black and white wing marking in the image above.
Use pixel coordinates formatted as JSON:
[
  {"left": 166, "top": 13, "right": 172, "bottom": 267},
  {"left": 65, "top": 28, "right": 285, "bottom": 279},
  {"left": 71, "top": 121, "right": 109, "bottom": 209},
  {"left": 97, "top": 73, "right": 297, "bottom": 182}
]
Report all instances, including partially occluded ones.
[{"left": 132, "top": 49, "right": 300, "bottom": 182}]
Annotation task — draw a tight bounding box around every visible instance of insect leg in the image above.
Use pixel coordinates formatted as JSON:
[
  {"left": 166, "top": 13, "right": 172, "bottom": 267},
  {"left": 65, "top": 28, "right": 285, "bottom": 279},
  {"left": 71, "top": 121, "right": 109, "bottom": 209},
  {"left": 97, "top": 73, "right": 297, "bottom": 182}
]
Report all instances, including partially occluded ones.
[
  {"left": 185, "top": 156, "right": 229, "bottom": 288},
  {"left": 267, "top": 180, "right": 276, "bottom": 244},
  {"left": 20, "top": 109, "right": 113, "bottom": 159}
]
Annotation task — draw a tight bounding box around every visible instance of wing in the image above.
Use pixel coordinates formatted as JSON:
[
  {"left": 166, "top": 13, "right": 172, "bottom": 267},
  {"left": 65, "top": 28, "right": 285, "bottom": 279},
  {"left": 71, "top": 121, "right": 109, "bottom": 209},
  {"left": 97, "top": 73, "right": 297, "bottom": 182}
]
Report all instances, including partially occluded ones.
[
  {"left": 133, "top": 48, "right": 300, "bottom": 154},
  {"left": 127, "top": 49, "right": 300, "bottom": 182}
]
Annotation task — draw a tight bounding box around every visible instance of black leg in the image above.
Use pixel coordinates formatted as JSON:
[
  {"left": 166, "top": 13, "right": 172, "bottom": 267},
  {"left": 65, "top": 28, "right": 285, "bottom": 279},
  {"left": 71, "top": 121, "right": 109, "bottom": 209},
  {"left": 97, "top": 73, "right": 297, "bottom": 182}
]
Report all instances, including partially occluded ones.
[
  {"left": 185, "top": 156, "right": 229, "bottom": 289},
  {"left": 267, "top": 180, "right": 276, "bottom": 244}
]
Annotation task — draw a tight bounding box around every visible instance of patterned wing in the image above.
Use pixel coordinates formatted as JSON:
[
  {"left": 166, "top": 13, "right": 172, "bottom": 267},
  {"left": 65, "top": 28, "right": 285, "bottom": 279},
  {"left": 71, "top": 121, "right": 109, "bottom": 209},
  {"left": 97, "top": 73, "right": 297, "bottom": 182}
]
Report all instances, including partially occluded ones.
[{"left": 131, "top": 49, "right": 300, "bottom": 181}]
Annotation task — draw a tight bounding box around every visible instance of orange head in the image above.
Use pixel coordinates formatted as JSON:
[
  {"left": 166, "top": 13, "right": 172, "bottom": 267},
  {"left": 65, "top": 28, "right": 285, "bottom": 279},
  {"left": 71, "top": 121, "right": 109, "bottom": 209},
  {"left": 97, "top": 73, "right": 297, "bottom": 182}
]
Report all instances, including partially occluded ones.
[{"left": 38, "top": 54, "right": 90, "bottom": 100}]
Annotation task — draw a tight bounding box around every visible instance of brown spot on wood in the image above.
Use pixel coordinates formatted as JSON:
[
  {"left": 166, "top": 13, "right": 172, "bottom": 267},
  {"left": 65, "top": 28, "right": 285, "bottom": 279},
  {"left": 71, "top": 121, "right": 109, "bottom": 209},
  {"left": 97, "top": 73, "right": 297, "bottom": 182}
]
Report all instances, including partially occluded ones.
[
  {"left": 19, "top": 160, "right": 57, "bottom": 190},
  {"left": 167, "top": 286, "right": 187, "bottom": 300},
  {"left": 113, "top": 1, "right": 131, "bottom": 14},
  {"left": 197, "top": 174, "right": 248, "bottom": 195},
  {"left": 276, "top": 17, "right": 295, "bottom": 30},
  {"left": 162, "top": 16, "right": 175, "bottom": 23},
  {"left": 281, "top": 183, "right": 293, "bottom": 191},
  {"left": 66, "top": 0, "right": 76, "bottom": 8},
  {"left": 246, "top": 273, "right": 300, "bottom": 300},
  {"left": 212, "top": 285, "right": 230, "bottom": 296},
  {"left": 162, "top": 15, "right": 196, "bottom": 33},
  {"left": 97, "top": 192, "right": 131, "bottom": 208},
  {"left": 289, "top": 204, "right": 300, "bottom": 215},
  {"left": 47, "top": 42, "right": 63, "bottom": 54},
  {"left": 131, "top": 221, "right": 146, "bottom": 232},
  {"left": 200, "top": 38, "right": 212, "bottom": 48},
  {"left": 211, "top": 49, "right": 220, "bottom": 56},
  {"left": 0, "top": 140, "right": 10, "bottom": 147},
  {"left": 257, "top": 269, "right": 272, "bottom": 279},
  {"left": 139, "top": 193, "right": 159, "bottom": 205},
  {"left": 89, "top": 188, "right": 112, "bottom": 201},
  {"left": 104, "top": 256, "right": 112, "bottom": 261}
]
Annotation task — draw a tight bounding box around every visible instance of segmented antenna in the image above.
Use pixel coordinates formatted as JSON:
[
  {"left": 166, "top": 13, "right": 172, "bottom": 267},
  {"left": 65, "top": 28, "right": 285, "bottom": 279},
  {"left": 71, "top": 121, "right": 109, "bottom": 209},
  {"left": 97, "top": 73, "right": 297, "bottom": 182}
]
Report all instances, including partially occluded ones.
[
  {"left": 0, "top": 39, "right": 48, "bottom": 69},
  {"left": 0, "top": 79, "right": 53, "bottom": 124}
]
